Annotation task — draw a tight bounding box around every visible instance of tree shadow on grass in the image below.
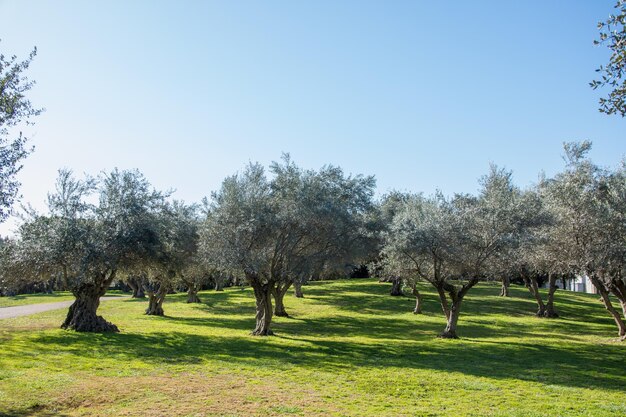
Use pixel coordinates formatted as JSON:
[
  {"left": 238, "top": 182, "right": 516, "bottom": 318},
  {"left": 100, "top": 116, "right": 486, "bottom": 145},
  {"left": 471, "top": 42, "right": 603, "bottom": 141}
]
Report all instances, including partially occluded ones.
[{"left": 21, "top": 326, "right": 626, "bottom": 393}]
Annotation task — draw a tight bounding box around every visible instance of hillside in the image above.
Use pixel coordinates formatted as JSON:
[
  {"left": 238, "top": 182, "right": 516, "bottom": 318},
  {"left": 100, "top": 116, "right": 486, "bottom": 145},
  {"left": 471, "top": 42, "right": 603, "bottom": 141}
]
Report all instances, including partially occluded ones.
[{"left": 1, "top": 280, "right": 625, "bottom": 416}]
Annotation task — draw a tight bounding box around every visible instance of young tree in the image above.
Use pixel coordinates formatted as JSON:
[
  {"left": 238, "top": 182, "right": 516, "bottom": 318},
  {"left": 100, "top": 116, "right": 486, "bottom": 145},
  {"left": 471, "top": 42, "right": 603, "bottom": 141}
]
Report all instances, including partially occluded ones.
[
  {"left": 591, "top": 0, "right": 626, "bottom": 116},
  {"left": 0, "top": 42, "right": 43, "bottom": 221}
]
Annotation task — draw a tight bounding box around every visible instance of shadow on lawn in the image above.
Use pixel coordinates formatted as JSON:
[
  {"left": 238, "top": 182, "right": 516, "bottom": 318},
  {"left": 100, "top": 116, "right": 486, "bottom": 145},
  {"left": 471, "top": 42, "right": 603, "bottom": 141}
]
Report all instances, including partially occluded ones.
[
  {"left": 23, "top": 324, "right": 626, "bottom": 393},
  {"left": 8, "top": 279, "right": 625, "bottom": 398}
]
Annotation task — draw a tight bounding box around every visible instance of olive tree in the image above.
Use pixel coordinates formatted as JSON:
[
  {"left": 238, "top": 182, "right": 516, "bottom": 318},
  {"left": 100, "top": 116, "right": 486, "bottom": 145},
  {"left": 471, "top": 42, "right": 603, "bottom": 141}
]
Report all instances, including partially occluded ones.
[
  {"left": 200, "top": 157, "right": 376, "bottom": 335},
  {"left": 12, "top": 169, "right": 164, "bottom": 332},
  {"left": 383, "top": 166, "right": 529, "bottom": 338},
  {"left": 0, "top": 42, "right": 43, "bottom": 221},
  {"left": 591, "top": 0, "right": 626, "bottom": 116},
  {"left": 143, "top": 201, "right": 200, "bottom": 314},
  {"left": 544, "top": 142, "right": 626, "bottom": 339}
]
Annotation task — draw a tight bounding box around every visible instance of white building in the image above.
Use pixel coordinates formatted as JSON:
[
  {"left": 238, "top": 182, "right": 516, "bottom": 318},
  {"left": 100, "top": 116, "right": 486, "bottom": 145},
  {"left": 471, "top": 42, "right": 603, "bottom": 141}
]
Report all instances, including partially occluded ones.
[{"left": 545, "top": 275, "right": 597, "bottom": 294}]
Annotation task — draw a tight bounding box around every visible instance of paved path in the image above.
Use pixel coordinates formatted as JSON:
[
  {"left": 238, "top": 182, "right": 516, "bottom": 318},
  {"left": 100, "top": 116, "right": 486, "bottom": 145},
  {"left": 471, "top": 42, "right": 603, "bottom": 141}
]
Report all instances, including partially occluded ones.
[{"left": 0, "top": 296, "right": 128, "bottom": 319}]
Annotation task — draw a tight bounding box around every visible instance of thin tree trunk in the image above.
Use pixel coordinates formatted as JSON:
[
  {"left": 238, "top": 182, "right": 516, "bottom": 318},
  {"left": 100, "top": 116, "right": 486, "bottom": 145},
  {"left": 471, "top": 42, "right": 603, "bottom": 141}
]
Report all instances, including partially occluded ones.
[
  {"left": 608, "top": 278, "right": 626, "bottom": 331},
  {"left": 589, "top": 273, "right": 626, "bottom": 338},
  {"left": 250, "top": 277, "right": 274, "bottom": 336},
  {"left": 500, "top": 276, "right": 510, "bottom": 297},
  {"left": 145, "top": 284, "right": 168, "bottom": 316},
  {"left": 214, "top": 278, "right": 224, "bottom": 291},
  {"left": 523, "top": 275, "right": 546, "bottom": 316},
  {"left": 390, "top": 276, "right": 403, "bottom": 296},
  {"left": 62, "top": 274, "right": 118, "bottom": 333},
  {"left": 294, "top": 280, "right": 304, "bottom": 298},
  {"left": 543, "top": 273, "right": 559, "bottom": 318},
  {"left": 411, "top": 284, "right": 422, "bottom": 314},
  {"left": 272, "top": 281, "right": 292, "bottom": 317}
]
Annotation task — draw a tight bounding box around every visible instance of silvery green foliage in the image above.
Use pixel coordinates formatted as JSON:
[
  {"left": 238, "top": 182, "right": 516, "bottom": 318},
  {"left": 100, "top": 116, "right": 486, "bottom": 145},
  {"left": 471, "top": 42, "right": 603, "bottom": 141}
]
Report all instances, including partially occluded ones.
[
  {"left": 591, "top": 0, "right": 626, "bottom": 116},
  {"left": 11, "top": 168, "right": 165, "bottom": 292},
  {"left": 0, "top": 43, "right": 43, "bottom": 221},
  {"left": 142, "top": 200, "right": 201, "bottom": 290},
  {"left": 545, "top": 142, "right": 625, "bottom": 283},
  {"left": 200, "top": 155, "right": 376, "bottom": 284},
  {"left": 383, "top": 165, "right": 528, "bottom": 285}
]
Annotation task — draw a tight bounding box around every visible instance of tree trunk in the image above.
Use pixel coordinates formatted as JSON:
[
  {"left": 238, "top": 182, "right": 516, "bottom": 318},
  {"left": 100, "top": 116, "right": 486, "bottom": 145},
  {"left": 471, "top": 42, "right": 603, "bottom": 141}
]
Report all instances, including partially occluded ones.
[
  {"left": 411, "top": 285, "right": 422, "bottom": 314},
  {"left": 250, "top": 277, "right": 274, "bottom": 336},
  {"left": 127, "top": 279, "right": 145, "bottom": 298},
  {"left": 294, "top": 280, "right": 304, "bottom": 298},
  {"left": 609, "top": 279, "right": 626, "bottom": 324},
  {"left": 187, "top": 285, "right": 201, "bottom": 303},
  {"left": 62, "top": 280, "right": 118, "bottom": 333},
  {"left": 500, "top": 276, "right": 510, "bottom": 297},
  {"left": 523, "top": 275, "right": 546, "bottom": 316},
  {"left": 272, "top": 281, "right": 292, "bottom": 317},
  {"left": 435, "top": 285, "right": 450, "bottom": 320},
  {"left": 439, "top": 299, "right": 462, "bottom": 339},
  {"left": 543, "top": 273, "right": 559, "bottom": 318},
  {"left": 145, "top": 284, "right": 168, "bottom": 316},
  {"left": 214, "top": 279, "right": 224, "bottom": 291},
  {"left": 390, "top": 277, "right": 403, "bottom": 296},
  {"left": 589, "top": 273, "right": 626, "bottom": 338}
]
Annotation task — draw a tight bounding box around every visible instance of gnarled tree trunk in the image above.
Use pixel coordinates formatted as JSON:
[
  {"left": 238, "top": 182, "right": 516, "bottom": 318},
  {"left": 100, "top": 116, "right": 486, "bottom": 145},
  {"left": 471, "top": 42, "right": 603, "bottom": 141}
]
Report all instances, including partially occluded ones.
[
  {"left": 62, "top": 273, "right": 119, "bottom": 333},
  {"left": 389, "top": 276, "right": 403, "bottom": 296},
  {"left": 250, "top": 276, "right": 274, "bottom": 336},
  {"left": 499, "top": 276, "right": 510, "bottom": 297},
  {"left": 272, "top": 281, "right": 292, "bottom": 317},
  {"left": 522, "top": 273, "right": 546, "bottom": 316},
  {"left": 145, "top": 284, "right": 168, "bottom": 316},
  {"left": 127, "top": 278, "right": 145, "bottom": 298},
  {"left": 440, "top": 300, "right": 462, "bottom": 339},
  {"left": 214, "top": 277, "right": 224, "bottom": 291},
  {"left": 187, "top": 284, "right": 201, "bottom": 303},
  {"left": 294, "top": 280, "right": 304, "bottom": 298},
  {"left": 543, "top": 273, "right": 559, "bottom": 318},
  {"left": 437, "top": 277, "right": 479, "bottom": 339},
  {"left": 590, "top": 273, "right": 626, "bottom": 338}
]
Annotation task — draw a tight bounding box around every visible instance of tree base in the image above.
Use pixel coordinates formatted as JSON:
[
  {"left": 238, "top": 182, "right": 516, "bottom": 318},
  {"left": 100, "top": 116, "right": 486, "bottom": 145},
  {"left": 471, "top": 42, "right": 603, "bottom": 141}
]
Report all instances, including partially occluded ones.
[
  {"left": 438, "top": 331, "right": 458, "bottom": 339},
  {"left": 187, "top": 294, "right": 201, "bottom": 303},
  {"left": 251, "top": 329, "right": 274, "bottom": 336},
  {"left": 274, "top": 310, "right": 289, "bottom": 317},
  {"left": 62, "top": 315, "right": 119, "bottom": 333},
  {"left": 413, "top": 308, "right": 422, "bottom": 314},
  {"left": 145, "top": 307, "right": 165, "bottom": 316},
  {"left": 543, "top": 310, "right": 559, "bottom": 318}
]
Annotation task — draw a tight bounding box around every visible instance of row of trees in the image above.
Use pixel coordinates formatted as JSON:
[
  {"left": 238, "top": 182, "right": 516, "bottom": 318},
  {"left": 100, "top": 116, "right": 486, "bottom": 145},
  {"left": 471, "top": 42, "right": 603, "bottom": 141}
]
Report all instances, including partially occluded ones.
[
  {"left": 0, "top": 143, "right": 624, "bottom": 341},
  {"left": 0, "top": 155, "right": 378, "bottom": 336},
  {"left": 378, "top": 142, "right": 626, "bottom": 339}
]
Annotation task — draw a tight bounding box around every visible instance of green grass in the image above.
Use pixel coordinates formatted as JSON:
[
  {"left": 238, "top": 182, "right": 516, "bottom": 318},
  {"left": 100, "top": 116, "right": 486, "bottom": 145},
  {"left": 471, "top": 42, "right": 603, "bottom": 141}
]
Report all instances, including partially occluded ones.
[
  {"left": 0, "top": 292, "right": 76, "bottom": 308},
  {"left": 0, "top": 290, "right": 126, "bottom": 308},
  {"left": 0, "top": 280, "right": 624, "bottom": 416}
]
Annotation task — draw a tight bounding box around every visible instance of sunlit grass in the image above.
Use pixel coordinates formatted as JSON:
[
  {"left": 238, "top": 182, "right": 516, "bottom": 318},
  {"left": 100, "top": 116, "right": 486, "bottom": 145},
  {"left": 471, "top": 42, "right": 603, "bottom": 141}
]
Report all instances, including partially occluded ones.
[{"left": 0, "top": 280, "right": 624, "bottom": 416}]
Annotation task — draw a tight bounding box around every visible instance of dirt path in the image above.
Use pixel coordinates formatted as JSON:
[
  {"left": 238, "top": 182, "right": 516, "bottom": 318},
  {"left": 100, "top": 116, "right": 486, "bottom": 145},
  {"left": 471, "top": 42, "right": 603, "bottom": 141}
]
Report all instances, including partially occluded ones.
[{"left": 0, "top": 296, "right": 129, "bottom": 319}]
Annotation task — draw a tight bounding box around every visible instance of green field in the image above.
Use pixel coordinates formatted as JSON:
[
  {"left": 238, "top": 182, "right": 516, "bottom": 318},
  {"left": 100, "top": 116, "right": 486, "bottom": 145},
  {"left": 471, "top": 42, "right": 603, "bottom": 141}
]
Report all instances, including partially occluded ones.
[
  {"left": 0, "top": 291, "right": 126, "bottom": 308},
  {"left": 0, "top": 280, "right": 624, "bottom": 416}
]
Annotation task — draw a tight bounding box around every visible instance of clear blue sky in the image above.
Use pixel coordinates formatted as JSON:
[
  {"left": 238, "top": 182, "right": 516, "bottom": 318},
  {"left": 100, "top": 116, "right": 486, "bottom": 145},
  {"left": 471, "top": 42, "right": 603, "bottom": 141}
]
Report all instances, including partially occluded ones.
[{"left": 0, "top": 1, "right": 623, "bottom": 234}]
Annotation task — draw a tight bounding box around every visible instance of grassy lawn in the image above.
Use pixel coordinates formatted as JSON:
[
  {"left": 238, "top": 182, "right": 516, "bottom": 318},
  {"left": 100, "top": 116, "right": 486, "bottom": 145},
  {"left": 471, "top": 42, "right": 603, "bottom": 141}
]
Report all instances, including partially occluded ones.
[
  {"left": 0, "top": 280, "right": 624, "bottom": 417},
  {"left": 0, "top": 292, "right": 77, "bottom": 308},
  {"left": 0, "top": 291, "right": 128, "bottom": 308}
]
